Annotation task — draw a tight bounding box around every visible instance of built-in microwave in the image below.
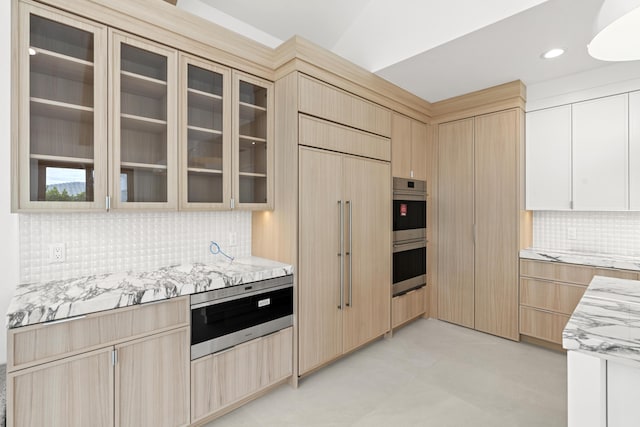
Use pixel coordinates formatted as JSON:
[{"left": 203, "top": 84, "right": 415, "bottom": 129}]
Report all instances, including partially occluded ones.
[{"left": 392, "top": 177, "right": 427, "bottom": 296}]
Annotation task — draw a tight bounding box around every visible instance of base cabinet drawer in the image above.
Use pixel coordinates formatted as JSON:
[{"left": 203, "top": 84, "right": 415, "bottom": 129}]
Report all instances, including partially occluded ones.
[
  {"left": 190, "top": 327, "right": 293, "bottom": 423},
  {"left": 392, "top": 288, "right": 426, "bottom": 328},
  {"left": 520, "top": 279, "right": 586, "bottom": 315},
  {"left": 520, "top": 306, "right": 569, "bottom": 344}
]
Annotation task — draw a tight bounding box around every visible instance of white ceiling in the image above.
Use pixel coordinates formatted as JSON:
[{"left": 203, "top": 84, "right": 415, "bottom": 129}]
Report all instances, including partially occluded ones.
[{"left": 177, "top": 0, "right": 638, "bottom": 102}]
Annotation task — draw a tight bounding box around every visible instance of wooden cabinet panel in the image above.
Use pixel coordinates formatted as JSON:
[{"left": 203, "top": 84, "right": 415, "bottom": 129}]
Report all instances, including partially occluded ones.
[
  {"left": 9, "top": 297, "right": 189, "bottom": 371},
  {"left": 572, "top": 94, "right": 628, "bottom": 210},
  {"left": 392, "top": 287, "right": 426, "bottom": 328},
  {"left": 8, "top": 348, "right": 114, "bottom": 427},
  {"left": 437, "top": 118, "right": 475, "bottom": 329},
  {"left": 411, "top": 121, "right": 428, "bottom": 181},
  {"left": 520, "top": 306, "right": 569, "bottom": 344},
  {"left": 520, "top": 259, "right": 639, "bottom": 285},
  {"left": 391, "top": 113, "right": 427, "bottom": 180},
  {"left": 525, "top": 105, "right": 572, "bottom": 210},
  {"left": 190, "top": 327, "right": 292, "bottom": 422},
  {"left": 299, "top": 115, "right": 390, "bottom": 161},
  {"left": 298, "top": 147, "right": 343, "bottom": 375},
  {"left": 630, "top": 91, "right": 640, "bottom": 210},
  {"left": 391, "top": 113, "right": 411, "bottom": 178},
  {"left": 116, "top": 328, "right": 190, "bottom": 427},
  {"left": 342, "top": 156, "right": 391, "bottom": 353},
  {"left": 298, "top": 74, "right": 391, "bottom": 137},
  {"left": 520, "top": 278, "right": 586, "bottom": 315},
  {"left": 474, "top": 110, "right": 519, "bottom": 340}
]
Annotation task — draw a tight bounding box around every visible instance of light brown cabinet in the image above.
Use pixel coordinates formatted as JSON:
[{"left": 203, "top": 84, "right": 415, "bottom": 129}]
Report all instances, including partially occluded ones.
[
  {"left": 437, "top": 109, "right": 523, "bottom": 340},
  {"left": 16, "top": 3, "right": 108, "bottom": 211},
  {"left": 392, "top": 287, "right": 426, "bottom": 329},
  {"left": 190, "top": 327, "right": 293, "bottom": 423},
  {"left": 391, "top": 113, "right": 428, "bottom": 180},
  {"left": 232, "top": 71, "right": 274, "bottom": 209},
  {"left": 110, "top": 30, "right": 178, "bottom": 209},
  {"left": 519, "top": 259, "right": 640, "bottom": 345},
  {"left": 9, "top": 348, "right": 114, "bottom": 427},
  {"left": 298, "top": 143, "right": 390, "bottom": 375},
  {"left": 7, "top": 298, "right": 190, "bottom": 427}
]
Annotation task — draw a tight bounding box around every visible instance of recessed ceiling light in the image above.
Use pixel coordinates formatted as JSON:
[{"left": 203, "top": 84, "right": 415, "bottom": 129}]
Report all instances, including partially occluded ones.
[{"left": 541, "top": 48, "right": 565, "bottom": 59}]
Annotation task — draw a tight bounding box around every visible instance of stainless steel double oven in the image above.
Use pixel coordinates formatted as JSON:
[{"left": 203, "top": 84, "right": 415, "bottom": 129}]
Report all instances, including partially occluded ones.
[{"left": 392, "top": 178, "right": 427, "bottom": 296}]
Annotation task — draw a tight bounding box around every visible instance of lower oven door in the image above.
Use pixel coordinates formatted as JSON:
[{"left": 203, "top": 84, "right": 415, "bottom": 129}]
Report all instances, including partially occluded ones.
[
  {"left": 190, "top": 284, "right": 293, "bottom": 360},
  {"left": 393, "top": 239, "right": 427, "bottom": 296}
]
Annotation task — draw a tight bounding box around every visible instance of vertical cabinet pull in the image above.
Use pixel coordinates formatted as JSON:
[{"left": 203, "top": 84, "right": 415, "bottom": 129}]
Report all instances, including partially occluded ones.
[
  {"left": 338, "top": 201, "right": 344, "bottom": 310},
  {"left": 346, "top": 200, "right": 353, "bottom": 307}
]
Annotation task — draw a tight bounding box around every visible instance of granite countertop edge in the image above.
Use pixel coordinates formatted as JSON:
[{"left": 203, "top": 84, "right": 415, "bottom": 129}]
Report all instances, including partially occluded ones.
[
  {"left": 520, "top": 248, "right": 640, "bottom": 272},
  {"left": 6, "top": 256, "right": 293, "bottom": 329}
]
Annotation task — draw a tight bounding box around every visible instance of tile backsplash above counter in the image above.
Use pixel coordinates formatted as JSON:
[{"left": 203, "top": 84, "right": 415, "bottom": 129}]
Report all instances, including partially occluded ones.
[
  {"left": 19, "top": 210, "right": 251, "bottom": 284},
  {"left": 533, "top": 211, "right": 640, "bottom": 259}
]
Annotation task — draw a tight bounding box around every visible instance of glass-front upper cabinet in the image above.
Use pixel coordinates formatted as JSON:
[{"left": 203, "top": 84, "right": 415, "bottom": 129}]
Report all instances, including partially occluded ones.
[
  {"left": 179, "top": 55, "right": 231, "bottom": 210},
  {"left": 110, "top": 31, "right": 177, "bottom": 210},
  {"left": 232, "top": 71, "right": 274, "bottom": 210},
  {"left": 16, "top": 4, "right": 108, "bottom": 211}
]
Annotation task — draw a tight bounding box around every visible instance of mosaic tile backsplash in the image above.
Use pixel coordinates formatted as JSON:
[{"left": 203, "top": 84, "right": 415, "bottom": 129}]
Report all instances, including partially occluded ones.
[
  {"left": 19, "top": 211, "right": 251, "bottom": 284},
  {"left": 533, "top": 211, "right": 640, "bottom": 258}
]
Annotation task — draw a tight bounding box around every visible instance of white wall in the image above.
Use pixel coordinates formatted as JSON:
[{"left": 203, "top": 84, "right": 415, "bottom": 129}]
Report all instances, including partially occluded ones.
[{"left": 1, "top": 0, "right": 19, "bottom": 364}]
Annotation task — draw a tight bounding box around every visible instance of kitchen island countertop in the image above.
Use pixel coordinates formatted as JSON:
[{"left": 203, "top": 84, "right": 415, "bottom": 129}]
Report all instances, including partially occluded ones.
[
  {"left": 6, "top": 256, "right": 293, "bottom": 329},
  {"left": 563, "top": 275, "right": 640, "bottom": 365}
]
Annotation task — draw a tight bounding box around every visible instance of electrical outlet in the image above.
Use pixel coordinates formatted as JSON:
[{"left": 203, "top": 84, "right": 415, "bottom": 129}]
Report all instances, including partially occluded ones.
[
  {"left": 228, "top": 232, "right": 238, "bottom": 247},
  {"left": 567, "top": 227, "right": 577, "bottom": 241},
  {"left": 48, "top": 243, "right": 66, "bottom": 263}
]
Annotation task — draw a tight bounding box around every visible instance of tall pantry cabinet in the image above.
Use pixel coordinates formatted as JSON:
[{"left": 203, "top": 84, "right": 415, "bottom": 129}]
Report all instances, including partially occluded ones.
[{"left": 437, "top": 108, "right": 525, "bottom": 340}]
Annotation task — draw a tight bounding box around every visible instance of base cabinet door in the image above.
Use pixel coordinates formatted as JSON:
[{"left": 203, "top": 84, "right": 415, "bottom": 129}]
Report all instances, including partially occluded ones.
[
  {"left": 8, "top": 348, "right": 114, "bottom": 427},
  {"left": 190, "top": 327, "right": 293, "bottom": 423},
  {"left": 116, "top": 328, "right": 190, "bottom": 427}
]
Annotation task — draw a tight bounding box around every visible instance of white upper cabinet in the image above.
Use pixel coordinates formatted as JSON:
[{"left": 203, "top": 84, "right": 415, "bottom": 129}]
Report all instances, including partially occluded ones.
[
  {"left": 630, "top": 91, "right": 640, "bottom": 210},
  {"left": 572, "top": 94, "right": 628, "bottom": 211},
  {"left": 526, "top": 105, "right": 572, "bottom": 210}
]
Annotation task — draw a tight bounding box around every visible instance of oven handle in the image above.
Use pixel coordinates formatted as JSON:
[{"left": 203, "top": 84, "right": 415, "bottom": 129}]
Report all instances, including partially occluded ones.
[
  {"left": 339, "top": 200, "right": 344, "bottom": 310},
  {"left": 190, "top": 283, "right": 293, "bottom": 310},
  {"left": 393, "top": 239, "right": 428, "bottom": 253},
  {"left": 392, "top": 192, "right": 426, "bottom": 201}
]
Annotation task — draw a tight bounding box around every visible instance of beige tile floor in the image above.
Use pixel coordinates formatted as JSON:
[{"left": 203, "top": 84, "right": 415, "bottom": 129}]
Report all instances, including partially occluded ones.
[{"left": 205, "top": 318, "right": 567, "bottom": 427}]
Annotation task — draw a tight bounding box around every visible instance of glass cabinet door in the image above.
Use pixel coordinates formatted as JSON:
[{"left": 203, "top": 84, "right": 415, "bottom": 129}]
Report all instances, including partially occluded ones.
[
  {"left": 232, "top": 71, "right": 274, "bottom": 210},
  {"left": 110, "top": 31, "right": 177, "bottom": 209},
  {"left": 18, "top": 5, "right": 108, "bottom": 210},
  {"left": 179, "top": 55, "right": 231, "bottom": 209}
]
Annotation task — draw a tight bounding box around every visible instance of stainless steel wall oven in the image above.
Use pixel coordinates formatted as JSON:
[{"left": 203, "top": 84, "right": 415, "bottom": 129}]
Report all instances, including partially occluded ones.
[{"left": 392, "top": 178, "right": 427, "bottom": 296}]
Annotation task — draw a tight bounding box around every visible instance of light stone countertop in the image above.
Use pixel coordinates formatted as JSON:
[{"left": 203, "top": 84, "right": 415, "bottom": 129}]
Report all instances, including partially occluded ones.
[
  {"left": 6, "top": 256, "right": 293, "bottom": 329},
  {"left": 520, "top": 248, "right": 640, "bottom": 272},
  {"left": 563, "top": 275, "right": 640, "bottom": 365}
]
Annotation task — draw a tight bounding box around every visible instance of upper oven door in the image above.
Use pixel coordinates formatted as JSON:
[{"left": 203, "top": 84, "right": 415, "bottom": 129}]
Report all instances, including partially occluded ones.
[{"left": 393, "top": 199, "right": 426, "bottom": 240}]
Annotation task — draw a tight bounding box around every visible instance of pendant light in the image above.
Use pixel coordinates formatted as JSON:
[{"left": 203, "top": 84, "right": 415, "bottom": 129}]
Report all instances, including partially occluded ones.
[{"left": 588, "top": 0, "right": 640, "bottom": 61}]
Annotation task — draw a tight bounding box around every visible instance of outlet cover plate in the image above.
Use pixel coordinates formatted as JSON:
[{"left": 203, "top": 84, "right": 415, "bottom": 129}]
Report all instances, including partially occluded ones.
[{"left": 48, "top": 243, "right": 66, "bottom": 263}]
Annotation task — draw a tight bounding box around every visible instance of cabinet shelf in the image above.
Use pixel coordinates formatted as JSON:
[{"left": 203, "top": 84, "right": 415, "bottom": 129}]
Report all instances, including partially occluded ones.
[
  {"left": 239, "top": 135, "right": 266, "bottom": 143},
  {"left": 187, "top": 167, "right": 222, "bottom": 175},
  {"left": 30, "top": 47, "right": 94, "bottom": 83},
  {"left": 239, "top": 101, "right": 266, "bottom": 112},
  {"left": 238, "top": 172, "right": 267, "bottom": 178},
  {"left": 30, "top": 97, "right": 93, "bottom": 121},
  {"left": 187, "top": 125, "right": 222, "bottom": 137},
  {"left": 30, "top": 154, "right": 94, "bottom": 164},
  {"left": 121, "top": 70, "right": 167, "bottom": 98},
  {"left": 121, "top": 161, "right": 167, "bottom": 170},
  {"left": 121, "top": 113, "right": 167, "bottom": 133}
]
